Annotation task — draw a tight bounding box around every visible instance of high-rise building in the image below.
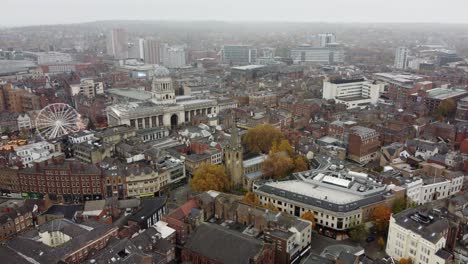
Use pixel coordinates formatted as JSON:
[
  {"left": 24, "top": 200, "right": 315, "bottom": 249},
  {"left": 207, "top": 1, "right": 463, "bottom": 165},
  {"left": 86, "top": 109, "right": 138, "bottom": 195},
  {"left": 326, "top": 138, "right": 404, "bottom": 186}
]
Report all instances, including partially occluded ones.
[
  {"left": 161, "top": 45, "right": 186, "bottom": 68},
  {"left": 143, "top": 39, "right": 161, "bottom": 65},
  {"left": 394, "top": 47, "right": 409, "bottom": 70},
  {"left": 322, "top": 78, "right": 381, "bottom": 109},
  {"left": 138, "top": 38, "right": 145, "bottom": 60},
  {"left": 106, "top": 28, "right": 128, "bottom": 59},
  {"left": 290, "top": 45, "right": 344, "bottom": 64},
  {"left": 318, "top": 33, "right": 336, "bottom": 47},
  {"left": 221, "top": 45, "right": 257, "bottom": 65}
]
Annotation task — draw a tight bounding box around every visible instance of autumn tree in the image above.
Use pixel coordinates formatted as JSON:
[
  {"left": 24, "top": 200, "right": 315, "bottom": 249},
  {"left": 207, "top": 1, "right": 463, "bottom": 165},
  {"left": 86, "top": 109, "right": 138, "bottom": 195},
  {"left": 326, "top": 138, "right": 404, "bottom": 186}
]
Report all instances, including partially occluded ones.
[
  {"left": 371, "top": 205, "right": 392, "bottom": 232},
  {"left": 377, "top": 237, "right": 386, "bottom": 249},
  {"left": 265, "top": 202, "right": 279, "bottom": 212},
  {"left": 243, "top": 124, "right": 284, "bottom": 153},
  {"left": 271, "top": 139, "right": 293, "bottom": 156},
  {"left": 301, "top": 211, "right": 316, "bottom": 229},
  {"left": 190, "top": 163, "right": 230, "bottom": 192},
  {"left": 437, "top": 98, "right": 456, "bottom": 119},
  {"left": 262, "top": 152, "right": 293, "bottom": 179},
  {"left": 243, "top": 192, "right": 260, "bottom": 206},
  {"left": 293, "top": 155, "right": 309, "bottom": 172},
  {"left": 398, "top": 258, "right": 413, "bottom": 264}
]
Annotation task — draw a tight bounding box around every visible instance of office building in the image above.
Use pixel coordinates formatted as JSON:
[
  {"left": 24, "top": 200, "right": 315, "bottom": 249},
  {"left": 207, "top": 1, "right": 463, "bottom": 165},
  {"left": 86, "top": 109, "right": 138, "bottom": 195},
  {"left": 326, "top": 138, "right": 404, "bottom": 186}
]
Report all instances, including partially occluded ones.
[
  {"left": 290, "top": 45, "right": 344, "bottom": 64},
  {"left": 23, "top": 51, "right": 73, "bottom": 65},
  {"left": 221, "top": 45, "right": 257, "bottom": 65},
  {"left": 142, "top": 39, "right": 161, "bottom": 64},
  {"left": 412, "top": 87, "right": 468, "bottom": 114},
  {"left": 161, "top": 45, "right": 186, "bottom": 68},
  {"left": 253, "top": 167, "right": 398, "bottom": 236},
  {"left": 318, "top": 33, "right": 336, "bottom": 47},
  {"left": 386, "top": 208, "right": 451, "bottom": 264},
  {"left": 69, "top": 78, "right": 104, "bottom": 98},
  {"left": 106, "top": 28, "right": 128, "bottom": 59},
  {"left": 0, "top": 83, "right": 41, "bottom": 113},
  {"left": 394, "top": 47, "right": 409, "bottom": 70},
  {"left": 347, "top": 126, "right": 380, "bottom": 164},
  {"left": 437, "top": 50, "right": 463, "bottom": 66},
  {"left": 322, "top": 78, "right": 381, "bottom": 109}
]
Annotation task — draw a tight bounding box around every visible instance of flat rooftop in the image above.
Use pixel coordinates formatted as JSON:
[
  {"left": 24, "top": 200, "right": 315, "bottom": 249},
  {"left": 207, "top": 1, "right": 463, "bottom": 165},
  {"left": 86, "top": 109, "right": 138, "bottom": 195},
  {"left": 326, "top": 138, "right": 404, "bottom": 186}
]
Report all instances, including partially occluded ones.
[
  {"left": 231, "top": 65, "right": 266, "bottom": 70},
  {"left": 424, "top": 87, "right": 468, "bottom": 100},
  {"left": 107, "top": 88, "right": 152, "bottom": 101}
]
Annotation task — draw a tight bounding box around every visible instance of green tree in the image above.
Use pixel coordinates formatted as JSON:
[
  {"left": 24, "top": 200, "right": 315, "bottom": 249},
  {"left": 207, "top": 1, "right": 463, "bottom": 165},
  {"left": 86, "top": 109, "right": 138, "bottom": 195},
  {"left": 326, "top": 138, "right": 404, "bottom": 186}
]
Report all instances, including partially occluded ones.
[
  {"left": 349, "top": 223, "right": 368, "bottom": 242},
  {"left": 190, "top": 163, "right": 231, "bottom": 192},
  {"left": 392, "top": 197, "right": 407, "bottom": 214}
]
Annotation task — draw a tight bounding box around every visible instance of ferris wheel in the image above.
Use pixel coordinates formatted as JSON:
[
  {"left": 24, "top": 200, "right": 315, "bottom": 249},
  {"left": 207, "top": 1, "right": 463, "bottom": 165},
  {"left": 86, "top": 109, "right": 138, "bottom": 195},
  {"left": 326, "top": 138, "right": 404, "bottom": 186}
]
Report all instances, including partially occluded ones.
[{"left": 35, "top": 103, "right": 83, "bottom": 140}]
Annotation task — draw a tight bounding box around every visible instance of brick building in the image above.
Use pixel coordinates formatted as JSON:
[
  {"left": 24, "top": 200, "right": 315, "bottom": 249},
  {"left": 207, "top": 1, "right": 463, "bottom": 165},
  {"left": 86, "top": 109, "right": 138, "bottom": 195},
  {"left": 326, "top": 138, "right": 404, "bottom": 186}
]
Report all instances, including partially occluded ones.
[
  {"left": 412, "top": 87, "right": 468, "bottom": 114},
  {"left": 347, "top": 126, "right": 380, "bottom": 164},
  {"left": 17, "top": 160, "right": 103, "bottom": 202},
  {"left": 0, "top": 167, "right": 19, "bottom": 194},
  {"left": 0, "top": 199, "right": 45, "bottom": 241}
]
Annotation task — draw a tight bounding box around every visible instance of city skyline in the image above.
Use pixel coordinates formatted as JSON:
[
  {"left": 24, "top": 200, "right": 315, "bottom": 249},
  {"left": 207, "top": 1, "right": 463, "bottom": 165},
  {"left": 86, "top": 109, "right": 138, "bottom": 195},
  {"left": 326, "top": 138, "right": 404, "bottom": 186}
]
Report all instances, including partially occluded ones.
[{"left": 1, "top": 0, "right": 468, "bottom": 27}]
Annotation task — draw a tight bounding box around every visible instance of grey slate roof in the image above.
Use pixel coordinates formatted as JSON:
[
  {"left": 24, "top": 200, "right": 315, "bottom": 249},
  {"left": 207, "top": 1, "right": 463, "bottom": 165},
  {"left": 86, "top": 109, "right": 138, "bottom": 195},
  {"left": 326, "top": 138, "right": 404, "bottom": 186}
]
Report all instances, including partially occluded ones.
[
  {"left": 184, "top": 223, "right": 266, "bottom": 264},
  {"left": 393, "top": 207, "right": 449, "bottom": 243}
]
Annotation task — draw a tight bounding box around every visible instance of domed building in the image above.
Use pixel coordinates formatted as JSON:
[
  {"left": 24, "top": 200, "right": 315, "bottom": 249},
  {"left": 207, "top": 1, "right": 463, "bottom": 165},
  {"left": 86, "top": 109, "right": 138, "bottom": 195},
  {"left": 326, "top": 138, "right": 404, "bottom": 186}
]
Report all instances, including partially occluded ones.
[
  {"left": 150, "top": 64, "right": 170, "bottom": 79},
  {"left": 106, "top": 72, "right": 236, "bottom": 129}
]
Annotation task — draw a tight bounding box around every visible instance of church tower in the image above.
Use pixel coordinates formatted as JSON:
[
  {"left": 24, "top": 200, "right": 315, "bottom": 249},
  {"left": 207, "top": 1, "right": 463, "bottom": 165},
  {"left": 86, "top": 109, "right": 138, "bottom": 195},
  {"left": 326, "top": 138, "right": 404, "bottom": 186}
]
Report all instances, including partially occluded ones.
[
  {"left": 151, "top": 77, "right": 176, "bottom": 104},
  {"left": 224, "top": 119, "right": 244, "bottom": 188}
]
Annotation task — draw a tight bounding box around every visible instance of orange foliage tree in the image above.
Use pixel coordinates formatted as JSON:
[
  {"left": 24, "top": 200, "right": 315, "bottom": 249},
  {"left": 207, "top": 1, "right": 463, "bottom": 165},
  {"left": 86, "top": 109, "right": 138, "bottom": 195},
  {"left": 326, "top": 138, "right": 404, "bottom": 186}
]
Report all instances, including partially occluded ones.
[
  {"left": 190, "top": 163, "right": 230, "bottom": 192},
  {"left": 293, "top": 155, "right": 309, "bottom": 172},
  {"left": 262, "top": 152, "right": 293, "bottom": 179},
  {"left": 271, "top": 139, "right": 294, "bottom": 156},
  {"left": 301, "top": 210, "right": 316, "bottom": 229},
  {"left": 242, "top": 192, "right": 260, "bottom": 206},
  {"left": 265, "top": 202, "right": 279, "bottom": 212},
  {"left": 398, "top": 258, "right": 413, "bottom": 264},
  {"left": 371, "top": 205, "right": 392, "bottom": 232},
  {"left": 243, "top": 124, "right": 284, "bottom": 153}
]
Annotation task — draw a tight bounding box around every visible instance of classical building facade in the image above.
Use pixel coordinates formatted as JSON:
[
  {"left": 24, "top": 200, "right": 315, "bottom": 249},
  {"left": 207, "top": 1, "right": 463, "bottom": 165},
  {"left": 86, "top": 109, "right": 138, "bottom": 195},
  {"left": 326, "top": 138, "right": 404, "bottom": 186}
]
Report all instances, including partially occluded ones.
[{"left": 106, "top": 74, "right": 219, "bottom": 129}]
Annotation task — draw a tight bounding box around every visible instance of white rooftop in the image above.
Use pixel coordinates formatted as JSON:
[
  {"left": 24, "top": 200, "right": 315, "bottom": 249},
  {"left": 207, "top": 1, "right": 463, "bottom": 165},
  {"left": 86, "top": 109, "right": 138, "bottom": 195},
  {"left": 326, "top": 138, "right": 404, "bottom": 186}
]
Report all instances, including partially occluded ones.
[
  {"left": 243, "top": 154, "right": 267, "bottom": 167},
  {"left": 264, "top": 180, "right": 363, "bottom": 204}
]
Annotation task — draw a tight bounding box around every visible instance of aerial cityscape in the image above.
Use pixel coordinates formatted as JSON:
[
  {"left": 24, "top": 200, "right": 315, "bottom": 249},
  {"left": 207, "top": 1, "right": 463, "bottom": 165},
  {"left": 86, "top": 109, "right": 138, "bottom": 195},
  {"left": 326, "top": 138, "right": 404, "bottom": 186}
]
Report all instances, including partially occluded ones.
[{"left": 1, "top": 1, "right": 468, "bottom": 264}]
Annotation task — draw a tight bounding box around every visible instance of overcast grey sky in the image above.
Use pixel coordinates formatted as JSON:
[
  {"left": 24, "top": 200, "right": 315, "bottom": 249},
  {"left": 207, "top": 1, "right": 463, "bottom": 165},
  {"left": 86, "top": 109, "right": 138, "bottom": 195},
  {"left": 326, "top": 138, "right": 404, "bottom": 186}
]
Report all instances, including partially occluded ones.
[{"left": 2, "top": 0, "right": 468, "bottom": 27}]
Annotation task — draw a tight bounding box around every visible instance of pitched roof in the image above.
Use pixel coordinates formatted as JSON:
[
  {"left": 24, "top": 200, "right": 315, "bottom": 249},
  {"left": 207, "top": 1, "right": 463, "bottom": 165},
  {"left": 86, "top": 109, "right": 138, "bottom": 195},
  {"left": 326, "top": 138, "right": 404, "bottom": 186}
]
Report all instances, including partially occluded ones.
[{"left": 184, "top": 223, "right": 266, "bottom": 264}]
